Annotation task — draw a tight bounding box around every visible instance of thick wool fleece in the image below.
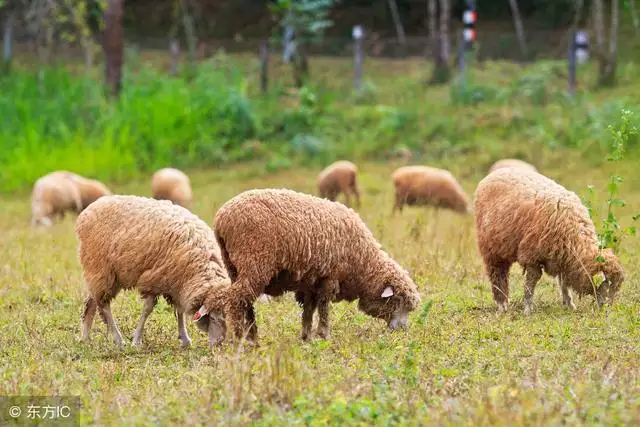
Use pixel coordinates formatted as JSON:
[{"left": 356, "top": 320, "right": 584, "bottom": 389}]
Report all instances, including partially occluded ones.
[
  {"left": 474, "top": 167, "right": 625, "bottom": 313},
  {"left": 489, "top": 158, "right": 537, "bottom": 174},
  {"left": 317, "top": 160, "right": 360, "bottom": 208},
  {"left": 151, "top": 168, "right": 193, "bottom": 208},
  {"left": 391, "top": 165, "right": 470, "bottom": 214},
  {"left": 30, "top": 171, "right": 83, "bottom": 227},
  {"left": 77, "top": 195, "right": 229, "bottom": 347},
  {"left": 209, "top": 188, "right": 421, "bottom": 342}
]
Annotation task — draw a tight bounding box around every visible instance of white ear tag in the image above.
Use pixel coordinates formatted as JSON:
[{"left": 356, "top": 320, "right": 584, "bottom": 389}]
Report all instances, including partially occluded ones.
[
  {"left": 381, "top": 286, "right": 394, "bottom": 298},
  {"left": 193, "top": 305, "right": 209, "bottom": 321}
]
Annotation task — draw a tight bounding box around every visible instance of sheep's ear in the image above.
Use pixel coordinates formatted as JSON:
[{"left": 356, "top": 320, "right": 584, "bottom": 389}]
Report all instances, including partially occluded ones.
[
  {"left": 193, "top": 305, "right": 208, "bottom": 321},
  {"left": 381, "top": 286, "right": 394, "bottom": 298}
]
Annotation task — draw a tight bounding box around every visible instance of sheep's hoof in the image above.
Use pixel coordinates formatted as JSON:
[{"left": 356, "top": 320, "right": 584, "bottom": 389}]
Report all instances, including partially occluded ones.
[
  {"left": 179, "top": 338, "right": 192, "bottom": 349},
  {"left": 301, "top": 331, "right": 311, "bottom": 342},
  {"left": 496, "top": 302, "right": 508, "bottom": 313},
  {"left": 316, "top": 328, "right": 330, "bottom": 340},
  {"left": 132, "top": 339, "right": 142, "bottom": 347},
  {"left": 523, "top": 305, "right": 532, "bottom": 316}
]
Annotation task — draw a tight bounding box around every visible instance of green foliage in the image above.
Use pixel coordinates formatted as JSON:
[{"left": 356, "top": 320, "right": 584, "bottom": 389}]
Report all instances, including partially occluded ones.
[
  {"left": 583, "top": 109, "right": 639, "bottom": 253},
  {"left": 269, "top": 0, "right": 335, "bottom": 44}
]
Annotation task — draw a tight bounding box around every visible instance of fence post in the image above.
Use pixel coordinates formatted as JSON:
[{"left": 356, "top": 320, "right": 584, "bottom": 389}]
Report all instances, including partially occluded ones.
[
  {"left": 353, "top": 25, "right": 364, "bottom": 92},
  {"left": 459, "top": 2, "right": 477, "bottom": 86},
  {"left": 2, "top": 12, "right": 14, "bottom": 74},
  {"left": 568, "top": 30, "right": 589, "bottom": 97},
  {"left": 169, "top": 38, "right": 180, "bottom": 76},
  {"left": 260, "top": 40, "right": 269, "bottom": 94}
]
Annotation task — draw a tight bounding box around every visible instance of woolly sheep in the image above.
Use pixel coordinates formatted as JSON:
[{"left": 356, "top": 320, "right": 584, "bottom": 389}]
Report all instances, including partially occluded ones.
[
  {"left": 64, "top": 172, "right": 113, "bottom": 210},
  {"left": 317, "top": 160, "right": 361, "bottom": 208},
  {"left": 474, "top": 167, "right": 625, "bottom": 314},
  {"left": 489, "top": 158, "right": 537, "bottom": 174},
  {"left": 194, "top": 188, "right": 421, "bottom": 344},
  {"left": 391, "top": 165, "right": 471, "bottom": 214},
  {"left": 30, "top": 171, "right": 83, "bottom": 227},
  {"left": 151, "top": 167, "right": 193, "bottom": 208},
  {"left": 77, "top": 195, "right": 230, "bottom": 348}
]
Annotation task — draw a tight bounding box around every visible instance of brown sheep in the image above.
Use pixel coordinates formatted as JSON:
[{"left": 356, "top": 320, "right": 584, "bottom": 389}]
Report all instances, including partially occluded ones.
[
  {"left": 77, "top": 195, "right": 230, "bottom": 348},
  {"left": 65, "top": 173, "right": 113, "bottom": 210},
  {"left": 474, "top": 167, "right": 625, "bottom": 314},
  {"left": 30, "top": 171, "right": 83, "bottom": 227},
  {"left": 489, "top": 158, "right": 537, "bottom": 174},
  {"left": 151, "top": 167, "right": 193, "bottom": 208},
  {"left": 391, "top": 165, "right": 471, "bottom": 214},
  {"left": 195, "top": 188, "right": 421, "bottom": 344},
  {"left": 317, "top": 160, "right": 361, "bottom": 208}
]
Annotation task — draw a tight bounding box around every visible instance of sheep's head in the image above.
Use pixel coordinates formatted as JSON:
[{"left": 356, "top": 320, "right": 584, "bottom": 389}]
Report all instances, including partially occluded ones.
[
  {"left": 192, "top": 282, "right": 229, "bottom": 347},
  {"left": 594, "top": 248, "right": 625, "bottom": 305},
  {"left": 357, "top": 261, "right": 421, "bottom": 330}
]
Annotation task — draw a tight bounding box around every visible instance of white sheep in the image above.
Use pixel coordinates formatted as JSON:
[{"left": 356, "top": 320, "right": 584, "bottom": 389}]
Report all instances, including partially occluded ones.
[{"left": 151, "top": 167, "right": 193, "bottom": 208}]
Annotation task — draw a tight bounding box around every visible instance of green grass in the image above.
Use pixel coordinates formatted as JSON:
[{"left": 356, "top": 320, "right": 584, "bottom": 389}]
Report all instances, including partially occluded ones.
[{"left": 0, "top": 152, "right": 638, "bottom": 425}]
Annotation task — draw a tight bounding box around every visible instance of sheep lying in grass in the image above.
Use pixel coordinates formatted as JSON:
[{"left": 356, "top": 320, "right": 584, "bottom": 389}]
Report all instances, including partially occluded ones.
[
  {"left": 317, "top": 160, "right": 361, "bottom": 208},
  {"left": 194, "top": 188, "right": 421, "bottom": 344},
  {"left": 31, "top": 171, "right": 83, "bottom": 227},
  {"left": 489, "top": 158, "right": 537, "bottom": 174},
  {"left": 391, "top": 165, "right": 471, "bottom": 214},
  {"left": 474, "top": 167, "right": 625, "bottom": 314},
  {"left": 152, "top": 167, "right": 193, "bottom": 208},
  {"left": 77, "top": 195, "right": 229, "bottom": 348}
]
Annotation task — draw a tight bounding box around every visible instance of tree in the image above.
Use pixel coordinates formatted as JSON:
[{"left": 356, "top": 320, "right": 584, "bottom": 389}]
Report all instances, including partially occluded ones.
[
  {"left": 507, "top": 0, "right": 528, "bottom": 62},
  {"left": 429, "top": 0, "right": 450, "bottom": 84},
  {"left": 387, "top": 0, "right": 406, "bottom": 46},
  {"left": 593, "top": 0, "right": 619, "bottom": 87},
  {"left": 1, "top": 2, "right": 14, "bottom": 74},
  {"left": 103, "top": 0, "right": 124, "bottom": 96},
  {"left": 270, "top": 0, "right": 334, "bottom": 88}
]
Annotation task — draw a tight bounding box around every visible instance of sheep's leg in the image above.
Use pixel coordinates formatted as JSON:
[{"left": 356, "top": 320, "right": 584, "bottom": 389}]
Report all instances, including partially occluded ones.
[
  {"left": 301, "top": 293, "right": 318, "bottom": 341},
  {"left": 81, "top": 296, "right": 97, "bottom": 342},
  {"left": 176, "top": 308, "right": 192, "bottom": 348},
  {"left": 523, "top": 265, "right": 542, "bottom": 316},
  {"left": 559, "top": 277, "right": 576, "bottom": 310},
  {"left": 245, "top": 305, "right": 258, "bottom": 344},
  {"left": 392, "top": 192, "right": 404, "bottom": 214},
  {"left": 132, "top": 295, "right": 157, "bottom": 347},
  {"left": 351, "top": 185, "right": 361, "bottom": 209},
  {"left": 316, "top": 298, "right": 330, "bottom": 340},
  {"left": 486, "top": 260, "right": 510, "bottom": 312},
  {"left": 343, "top": 190, "right": 352, "bottom": 207},
  {"left": 99, "top": 302, "right": 124, "bottom": 348}
]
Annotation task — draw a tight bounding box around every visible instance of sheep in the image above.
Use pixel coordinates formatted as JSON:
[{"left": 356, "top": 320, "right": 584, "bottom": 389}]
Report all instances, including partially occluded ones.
[
  {"left": 317, "top": 160, "right": 361, "bottom": 208},
  {"left": 391, "top": 165, "right": 471, "bottom": 214},
  {"left": 473, "top": 167, "right": 625, "bottom": 314},
  {"left": 489, "top": 158, "right": 537, "bottom": 174},
  {"left": 151, "top": 167, "right": 193, "bottom": 208},
  {"left": 194, "top": 188, "right": 421, "bottom": 344},
  {"left": 30, "top": 171, "right": 83, "bottom": 227},
  {"left": 77, "top": 195, "right": 230, "bottom": 348},
  {"left": 67, "top": 174, "right": 113, "bottom": 210}
]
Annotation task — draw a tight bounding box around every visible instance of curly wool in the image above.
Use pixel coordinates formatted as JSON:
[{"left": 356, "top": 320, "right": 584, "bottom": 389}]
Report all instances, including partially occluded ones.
[
  {"left": 474, "top": 167, "right": 624, "bottom": 311},
  {"left": 151, "top": 168, "right": 193, "bottom": 208},
  {"left": 208, "top": 188, "right": 421, "bottom": 342},
  {"left": 489, "top": 158, "right": 537, "bottom": 174},
  {"left": 317, "top": 160, "right": 360, "bottom": 208},
  {"left": 30, "top": 171, "right": 83, "bottom": 227},
  {"left": 392, "top": 165, "right": 470, "bottom": 214},
  {"left": 77, "top": 195, "right": 229, "bottom": 347}
]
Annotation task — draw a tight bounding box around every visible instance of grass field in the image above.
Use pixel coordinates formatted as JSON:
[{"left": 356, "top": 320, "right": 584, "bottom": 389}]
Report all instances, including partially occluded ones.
[{"left": 0, "top": 149, "right": 638, "bottom": 425}]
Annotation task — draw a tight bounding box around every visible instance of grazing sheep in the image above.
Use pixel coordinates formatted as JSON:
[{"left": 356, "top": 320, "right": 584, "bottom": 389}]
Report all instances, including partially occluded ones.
[
  {"left": 391, "top": 165, "right": 471, "bottom": 214},
  {"left": 30, "top": 171, "right": 83, "bottom": 227},
  {"left": 196, "top": 188, "right": 421, "bottom": 344},
  {"left": 65, "top": 173, "right": 113, "bottom": 210},
  {"left": 474, "top": 167, "right": 625, "bottom": 314},
  {"left": 77, "top": 195, "right": 230, "bottom": 348},
  {"left": 489, "top": 158, "right": 537, "bottom": 174},
  {"left": 317, "top": 160, "right": 361, "bottom": 208},
  {"left": 151, "top": 167, "right": 193, "bottom": 208}
]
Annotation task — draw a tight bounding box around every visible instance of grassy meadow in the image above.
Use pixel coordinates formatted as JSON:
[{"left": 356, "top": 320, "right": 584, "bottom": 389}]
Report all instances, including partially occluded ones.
[{"left": 0, "top": 51, "right": 639, "bottom": 425}]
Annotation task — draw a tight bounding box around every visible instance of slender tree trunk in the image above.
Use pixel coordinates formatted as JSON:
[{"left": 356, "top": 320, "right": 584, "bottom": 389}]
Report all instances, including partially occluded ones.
[
  {"left": 179, "top": 0, "right": 196, "bottom": 69},
  {"left": 593, "top": 0, "right": 607, "bottom": 84},
  {"left": 507, "top": 0, "right": 528, "bottom": 62},
  {"left": 2, "top": 11, "right": 14, "bottom": 74},
  {"left": 430, "top": 0, "right": 450, "bottom": 84},
  {"left": 427, "top": 0, "right": 437, "bottom": 60},
  {"left": 169, "top": 38, "right": 180, "bottom": 75},
  {"left": 103, "top": 0, "right": 124, "bottom": 96},
  {"left": 387, "top": 0, "right": 406, "bottom": 46},
  {"left": 631, "top": 0, "right": 639, "bottom": 31},
  {"left": 601, "top": 0, "right": 619, "bottom": 86}
]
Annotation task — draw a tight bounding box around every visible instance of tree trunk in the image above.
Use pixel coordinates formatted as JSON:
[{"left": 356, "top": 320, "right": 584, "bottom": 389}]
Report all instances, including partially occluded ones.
[
  {"left": 2, "top": 11, "right": 13, "bottom": 74},
  {"left": 292, "top": 49, "right": 309, "bottom": 88},
  {"left": 103, "top": 0, "right": 124, "bottom": 96},
  {"left": 387, "top": 0, "right": 406, "bottom": 46},
  {"left": 507, "top": 0, "right": 528, "bottom": 62},
  {"left": 592, "top": 0, "right": 607, "bottom": 84},
  {"left": 169, "top": 38, "right": 180, "bottom": 75},
  {"left": 601, "top": 0, "right": 619, "bottom": 86},
  {"left": 430, "top": 0, "right": 450, "bottom": 84},
  {"left": 427, "top": 0, "right": 437, "bottom": 60},
  {"left": 631, "top": 0, "right": 639, "bottom": 31},
  {"left": 179, "top": 0, "right": 197, "bottom": 70}
]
